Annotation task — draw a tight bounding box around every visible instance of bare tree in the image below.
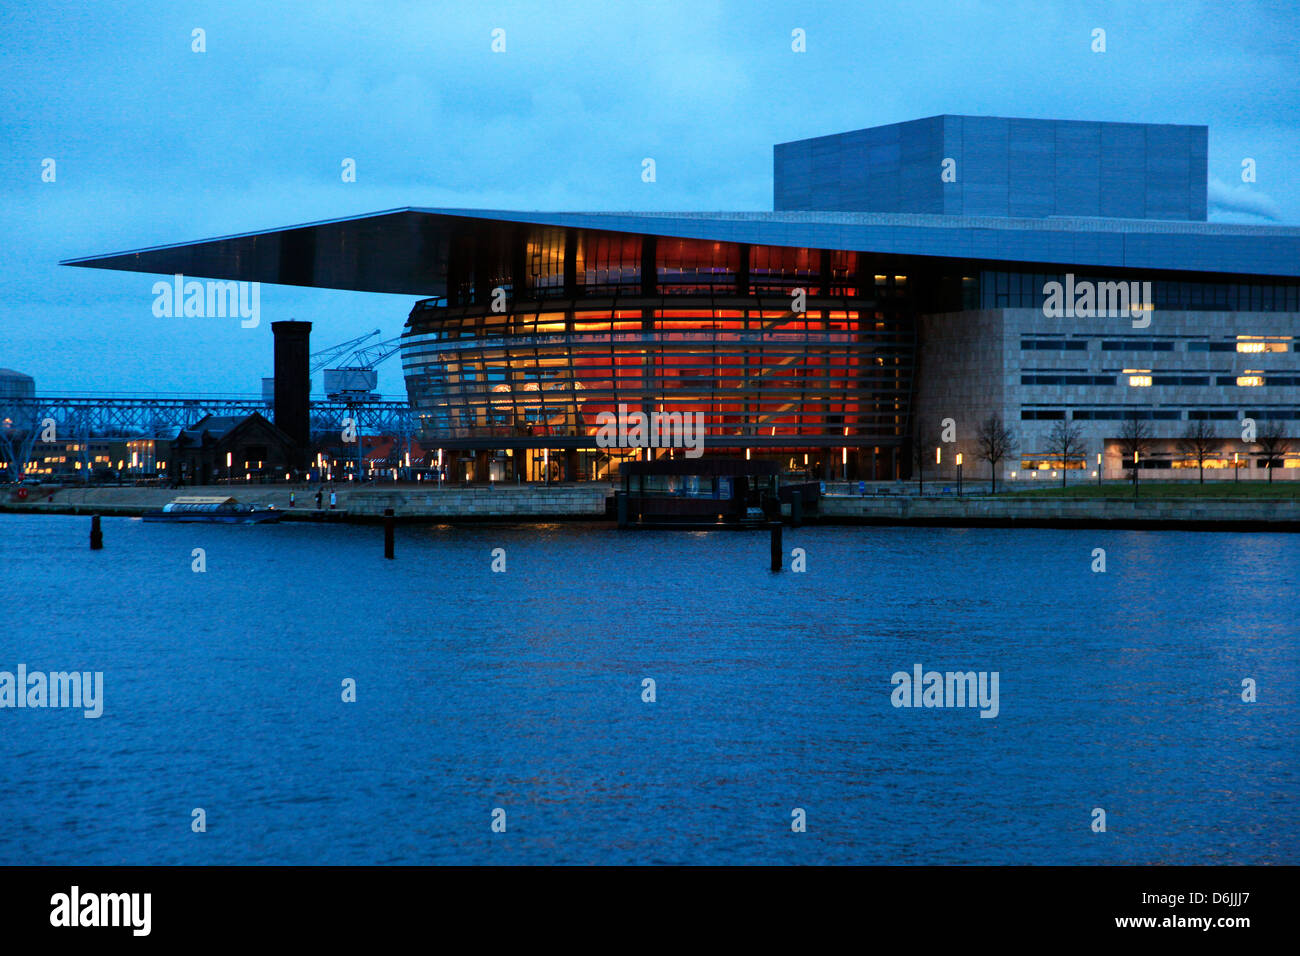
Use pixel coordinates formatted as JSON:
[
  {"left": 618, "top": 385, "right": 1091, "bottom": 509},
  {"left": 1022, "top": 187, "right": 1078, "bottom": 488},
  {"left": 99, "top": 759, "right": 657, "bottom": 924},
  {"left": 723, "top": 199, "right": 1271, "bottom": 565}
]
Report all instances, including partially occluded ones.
[
  {"left": 1256, "top": 420, "right": 1291, "bottom": 485},
  {"left": 1116, "top": 414, "right": 1154, "bottom": 474},
  {"left": 975, "top": 414, "right": 1016, "bottom": 494},
  {"left": 1177, "top": 418, "right": 1220, "bottom": 485},
  {"left": 1045, "top": 418, "right": 1085, "bottom": 487}
]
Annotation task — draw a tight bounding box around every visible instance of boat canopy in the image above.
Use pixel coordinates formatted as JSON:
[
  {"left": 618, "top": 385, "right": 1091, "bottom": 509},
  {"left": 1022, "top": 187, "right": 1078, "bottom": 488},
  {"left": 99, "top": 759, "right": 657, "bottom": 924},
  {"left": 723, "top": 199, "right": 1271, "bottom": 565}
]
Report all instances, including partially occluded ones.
[{"left": 161, "top": 496, "right": 248, "bottom": 514}]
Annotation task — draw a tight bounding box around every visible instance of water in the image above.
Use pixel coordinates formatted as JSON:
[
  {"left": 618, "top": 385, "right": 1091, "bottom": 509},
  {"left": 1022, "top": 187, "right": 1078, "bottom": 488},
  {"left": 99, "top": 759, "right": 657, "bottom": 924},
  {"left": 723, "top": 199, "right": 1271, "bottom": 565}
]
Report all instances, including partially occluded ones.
[{"left": 1, "top": 514, "right": 1295, "bottom": 865}]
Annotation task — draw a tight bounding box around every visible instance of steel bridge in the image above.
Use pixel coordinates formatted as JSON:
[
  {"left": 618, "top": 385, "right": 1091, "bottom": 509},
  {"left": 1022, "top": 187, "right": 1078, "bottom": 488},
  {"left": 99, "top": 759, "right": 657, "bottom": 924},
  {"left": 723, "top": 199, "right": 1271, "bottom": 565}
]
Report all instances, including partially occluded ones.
[
  {"left": 1, "top": 396, "right": 418, "bottom": 480},
  {"left": 1, "top": 395, "right": 415, "bottom": 436}
]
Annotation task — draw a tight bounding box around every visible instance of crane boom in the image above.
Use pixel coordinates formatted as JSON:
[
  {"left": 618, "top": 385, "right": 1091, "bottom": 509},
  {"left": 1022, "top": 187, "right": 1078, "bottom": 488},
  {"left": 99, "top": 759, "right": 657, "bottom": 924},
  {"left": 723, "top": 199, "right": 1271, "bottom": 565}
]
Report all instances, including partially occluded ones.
[
  {"left": 342, "top": 335, "right": 404, "bottom": 370},
  {"left": 324, "top": 335, "right": 405, "bottom": 401},
  {"left": 309, "top": 329, "right": 381, "bottom": 373}
]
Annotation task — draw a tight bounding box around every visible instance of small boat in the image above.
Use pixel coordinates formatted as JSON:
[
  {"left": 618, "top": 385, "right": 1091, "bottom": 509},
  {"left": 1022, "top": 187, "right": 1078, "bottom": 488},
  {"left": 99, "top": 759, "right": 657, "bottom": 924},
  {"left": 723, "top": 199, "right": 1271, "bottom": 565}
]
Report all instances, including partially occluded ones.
[{"left": 142, "top": 495, "right": 283, "bottom": 524}]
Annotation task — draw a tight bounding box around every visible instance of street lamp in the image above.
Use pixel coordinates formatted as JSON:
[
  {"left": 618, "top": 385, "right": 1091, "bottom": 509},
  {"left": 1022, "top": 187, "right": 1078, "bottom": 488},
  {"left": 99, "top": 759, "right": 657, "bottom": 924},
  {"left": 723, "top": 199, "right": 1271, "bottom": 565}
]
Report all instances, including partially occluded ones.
[
  {"left": 1133, "top": 450, "right": 1139, "bottom": 499},
  {"left": 1234, "top": 451, "right": 1240, "bottom": 484},
  {"left": 956, "top": 452, "right": 963, "bottom": 497},
  {"left": 226, "top": 451, "right": 232, "bottom": 486},
  {"left": 1097, "top": 451, "right": 1102, "bottom": 488}
]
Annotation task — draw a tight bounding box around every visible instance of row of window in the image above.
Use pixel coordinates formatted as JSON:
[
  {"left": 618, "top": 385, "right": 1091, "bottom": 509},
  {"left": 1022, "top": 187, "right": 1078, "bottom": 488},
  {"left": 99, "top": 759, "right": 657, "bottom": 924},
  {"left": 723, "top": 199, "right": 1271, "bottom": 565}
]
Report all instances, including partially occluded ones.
[
  {"left": 1021, "top": 374, "right": 1300, "bottom": 387},
  {"left": 987, "top": 271, "right": 1300, "bottom": 312},
  {"left": 1020, "top": 338, "right": 1292, "bottom": 352},
  {"left": 1021, "top": 375, "right": 1117, "bottom": 385},
  {"left": 1022, "top": 408, "right": 1300, "bottom": 421}
]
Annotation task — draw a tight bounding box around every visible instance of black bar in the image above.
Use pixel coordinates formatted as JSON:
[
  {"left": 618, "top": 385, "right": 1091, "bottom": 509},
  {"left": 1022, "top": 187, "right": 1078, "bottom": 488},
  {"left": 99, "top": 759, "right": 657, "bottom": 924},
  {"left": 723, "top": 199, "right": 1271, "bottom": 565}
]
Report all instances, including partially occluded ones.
[{"left": 0, "top": 865, "right": 1286, "bottom": 943}]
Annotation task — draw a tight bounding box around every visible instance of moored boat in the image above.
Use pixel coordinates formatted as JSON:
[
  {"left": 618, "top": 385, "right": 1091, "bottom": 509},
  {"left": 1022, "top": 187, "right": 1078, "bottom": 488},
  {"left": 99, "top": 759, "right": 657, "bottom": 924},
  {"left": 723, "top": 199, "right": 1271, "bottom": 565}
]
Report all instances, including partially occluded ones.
[{"left": 142, "top": 496, "right": 282, "bottom": 523}]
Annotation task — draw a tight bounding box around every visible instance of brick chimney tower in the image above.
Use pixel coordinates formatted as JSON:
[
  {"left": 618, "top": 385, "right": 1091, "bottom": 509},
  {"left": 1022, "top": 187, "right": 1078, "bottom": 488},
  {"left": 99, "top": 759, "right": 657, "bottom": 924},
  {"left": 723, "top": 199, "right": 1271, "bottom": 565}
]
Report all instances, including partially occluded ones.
[{"left": 271, "top": 320, "right": 311, "bottom": 468}]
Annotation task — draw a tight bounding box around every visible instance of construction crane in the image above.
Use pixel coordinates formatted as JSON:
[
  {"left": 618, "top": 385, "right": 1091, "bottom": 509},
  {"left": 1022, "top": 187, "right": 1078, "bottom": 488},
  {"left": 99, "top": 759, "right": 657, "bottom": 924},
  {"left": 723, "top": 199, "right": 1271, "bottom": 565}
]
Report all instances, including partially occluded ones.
[
  {"left": 263, "top": 328, "right": 382, "bottom": 402},
  {"left": 311, "top": 329, "right": 382, "bottom": 374},
  {"left": 322, "top": 334, "right": 409, "bottom": 481},
  {"left": 324, "top": 335, "right": 404, "bottom": 401}
]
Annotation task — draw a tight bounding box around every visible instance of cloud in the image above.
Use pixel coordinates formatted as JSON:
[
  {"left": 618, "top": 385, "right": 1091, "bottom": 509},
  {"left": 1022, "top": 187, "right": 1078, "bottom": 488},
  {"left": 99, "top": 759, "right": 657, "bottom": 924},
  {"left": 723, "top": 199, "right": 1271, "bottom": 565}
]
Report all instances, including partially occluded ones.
[{"left": 1208, "top": 176, "right": 1282, "bottom": 221}]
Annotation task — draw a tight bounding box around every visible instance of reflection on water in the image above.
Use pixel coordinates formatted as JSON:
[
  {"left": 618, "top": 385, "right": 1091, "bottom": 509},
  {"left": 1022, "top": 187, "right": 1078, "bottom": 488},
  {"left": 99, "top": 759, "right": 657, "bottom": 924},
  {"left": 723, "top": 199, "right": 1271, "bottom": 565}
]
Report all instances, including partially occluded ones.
[{"left": 1, "top": 515, "right": 1296, "bottom": 864}]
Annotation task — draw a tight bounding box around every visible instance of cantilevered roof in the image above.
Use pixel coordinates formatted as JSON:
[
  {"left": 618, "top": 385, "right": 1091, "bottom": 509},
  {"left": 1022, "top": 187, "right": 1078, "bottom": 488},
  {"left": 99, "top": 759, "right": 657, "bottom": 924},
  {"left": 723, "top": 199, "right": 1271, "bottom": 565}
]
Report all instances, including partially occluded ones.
[{"left": 62, "top": 206, "right": 1300, "bottom": 295}]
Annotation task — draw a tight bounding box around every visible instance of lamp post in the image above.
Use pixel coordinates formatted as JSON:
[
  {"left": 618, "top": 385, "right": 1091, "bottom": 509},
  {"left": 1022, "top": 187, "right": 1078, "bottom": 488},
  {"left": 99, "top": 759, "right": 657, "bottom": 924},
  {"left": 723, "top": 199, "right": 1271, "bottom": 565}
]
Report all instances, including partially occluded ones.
[
  {"left": 1097, "top": 451, "right": 1102, "bottom": 488},
  {"left": 1234, "top": 451, "right": 1239, "bottom": 484},
  {"left": 225, "top": 451, "right": 232, "bottom": 486},
  {"left": 1133, "top": 450, "right": 1139, "bottom": 499},
  {"left": 956, "top": 452, "right": 963, "bottom": 498}
]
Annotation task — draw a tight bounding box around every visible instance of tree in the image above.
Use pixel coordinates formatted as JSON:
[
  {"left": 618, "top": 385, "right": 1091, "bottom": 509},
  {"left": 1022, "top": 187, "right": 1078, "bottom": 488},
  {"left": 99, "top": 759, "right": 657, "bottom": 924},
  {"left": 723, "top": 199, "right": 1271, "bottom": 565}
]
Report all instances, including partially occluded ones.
[
  {"left": 975, "top": 414, "right": 1016, "bottom": 494},
  {"left": 1045, "top": 418, "right": 1085, "bottom": 487},
  {"left": 1177, "top": 418, "right": 1220, "bottom": 485},
  {"left": 1255, "top": 420, "right": 1291, "bottom": 484},
  {"left": 1116, "top": 414, "right": 1153, "bottom": 469}
]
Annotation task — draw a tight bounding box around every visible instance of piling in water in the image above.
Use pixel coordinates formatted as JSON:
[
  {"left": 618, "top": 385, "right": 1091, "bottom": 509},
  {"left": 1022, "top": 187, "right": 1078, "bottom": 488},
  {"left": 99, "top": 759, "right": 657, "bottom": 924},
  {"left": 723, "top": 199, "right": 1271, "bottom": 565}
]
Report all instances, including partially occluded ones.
[
  {"left": 383, "top": 508, "right": 394, "bottom": 559},
  {"left": 90, "top": 514, "right": 103, "bottom": 550},
  {"left": 770, "top": 522, "right": 782, "bottom": 571},
  {"left": 792, "top": 493, "right": 803, "bottom": 528}
]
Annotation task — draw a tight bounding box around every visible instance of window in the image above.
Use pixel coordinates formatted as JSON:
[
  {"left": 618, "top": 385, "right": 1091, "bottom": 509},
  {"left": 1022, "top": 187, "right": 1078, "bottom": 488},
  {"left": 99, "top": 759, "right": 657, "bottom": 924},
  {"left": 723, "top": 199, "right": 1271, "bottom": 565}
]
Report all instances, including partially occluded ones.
[
  {"left": 1151, "top": 375, "right": 1209, "bottom": 386},
  {"left": 1020, "top": 409, "right": 1066, "bottom": 420},
  {"left": 1022, "top": 339, "right": 1088, "bottom": 350},
  {"left": 1235, "top": 337, "right": 1291, "bottom": 353},
  {"left": 1102, "top": 340, "right": 1174, "bottom": 351}
]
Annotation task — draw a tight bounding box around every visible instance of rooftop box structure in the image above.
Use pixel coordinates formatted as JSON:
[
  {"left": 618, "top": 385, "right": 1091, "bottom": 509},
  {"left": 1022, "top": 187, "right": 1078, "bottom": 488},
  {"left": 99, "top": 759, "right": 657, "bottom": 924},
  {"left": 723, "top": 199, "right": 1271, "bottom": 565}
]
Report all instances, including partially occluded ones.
[{"left": 775, "top": 115, "right": 1208, "bottom": 221}]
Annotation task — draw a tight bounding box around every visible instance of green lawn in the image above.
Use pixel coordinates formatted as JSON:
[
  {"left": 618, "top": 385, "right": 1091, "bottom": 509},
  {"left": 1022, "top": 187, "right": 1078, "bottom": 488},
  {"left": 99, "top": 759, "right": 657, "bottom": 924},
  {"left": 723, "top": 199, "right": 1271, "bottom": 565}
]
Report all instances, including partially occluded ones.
[{"left": 1009, "top": 480, "right": 1300, "bottom": 499}]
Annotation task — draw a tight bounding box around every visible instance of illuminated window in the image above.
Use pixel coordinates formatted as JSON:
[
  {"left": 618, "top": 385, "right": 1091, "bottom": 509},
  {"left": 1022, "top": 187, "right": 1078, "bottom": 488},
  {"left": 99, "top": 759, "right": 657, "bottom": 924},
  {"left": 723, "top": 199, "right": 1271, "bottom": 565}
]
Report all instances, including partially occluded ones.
[
  {"left": 1236, "top": 374, "right": 1265, "bottom": 387},
  {"left": 1125, "top": 368, "right": 1152, "bottom": 388},
  {"left": 1236, "top": 337, "right": 1290, "bottom": 353}
]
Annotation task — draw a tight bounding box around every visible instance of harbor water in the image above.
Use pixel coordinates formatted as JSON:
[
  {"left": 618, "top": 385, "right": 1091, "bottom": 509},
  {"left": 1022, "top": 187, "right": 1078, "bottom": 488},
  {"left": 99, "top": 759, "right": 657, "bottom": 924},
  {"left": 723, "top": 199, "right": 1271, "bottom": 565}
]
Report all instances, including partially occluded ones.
[{"left": 0, "top": 514, "right": 1295, "bottom": 864}]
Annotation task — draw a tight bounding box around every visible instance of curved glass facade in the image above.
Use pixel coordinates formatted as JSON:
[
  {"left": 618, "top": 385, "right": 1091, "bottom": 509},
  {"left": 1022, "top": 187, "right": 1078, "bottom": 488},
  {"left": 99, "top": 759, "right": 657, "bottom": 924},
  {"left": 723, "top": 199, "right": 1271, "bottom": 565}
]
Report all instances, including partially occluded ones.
[
  {"left": 404, "top": 288, "right": 918, "bottom": 478},
  {"left": 408, "top": 227, "right": 964, "bottom": 478}
]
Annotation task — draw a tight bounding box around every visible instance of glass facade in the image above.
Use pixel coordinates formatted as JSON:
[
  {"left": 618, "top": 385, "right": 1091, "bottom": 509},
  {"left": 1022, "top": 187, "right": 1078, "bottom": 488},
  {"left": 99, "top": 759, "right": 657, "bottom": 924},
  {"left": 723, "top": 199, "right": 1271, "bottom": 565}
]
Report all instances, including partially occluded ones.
[
  {"left": 404, "top": 294, "right": 914, "bottom": 457},
  {"left": 404, "top": 226, "right": 939, "bottom": 478}
]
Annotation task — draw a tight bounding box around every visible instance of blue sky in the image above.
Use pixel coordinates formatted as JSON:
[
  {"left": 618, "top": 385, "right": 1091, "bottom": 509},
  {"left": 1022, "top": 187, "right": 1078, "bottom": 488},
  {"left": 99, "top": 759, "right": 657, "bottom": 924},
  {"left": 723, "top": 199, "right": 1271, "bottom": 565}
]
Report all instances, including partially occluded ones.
[{"left": 3, "top": 0, "right": 1298, "bottom": 397}]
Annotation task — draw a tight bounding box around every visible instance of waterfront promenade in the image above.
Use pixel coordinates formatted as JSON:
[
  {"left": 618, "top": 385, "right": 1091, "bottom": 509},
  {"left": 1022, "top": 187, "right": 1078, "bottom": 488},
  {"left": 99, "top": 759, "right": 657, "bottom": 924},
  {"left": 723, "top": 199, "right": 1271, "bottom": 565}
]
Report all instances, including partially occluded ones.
[
  {"left": 5, "top": 480, "right": 1300, "bottom": 530},
  {"left": 1, "top": 482, "right": 614, "bottom": 520}
]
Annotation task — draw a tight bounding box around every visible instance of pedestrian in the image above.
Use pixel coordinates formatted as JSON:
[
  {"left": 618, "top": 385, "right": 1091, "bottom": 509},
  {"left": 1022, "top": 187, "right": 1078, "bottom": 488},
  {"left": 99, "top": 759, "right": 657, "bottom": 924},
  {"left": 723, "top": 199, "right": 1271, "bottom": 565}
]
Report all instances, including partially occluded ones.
[
  {"left": 289, "top": 491, "right": 296, "bottom": 507},
  {"left": 329, "top": 490, "right": 337, "bottom": 510},
  {"left": 315, "top": 489, "right": 323, "bottom": 510}
]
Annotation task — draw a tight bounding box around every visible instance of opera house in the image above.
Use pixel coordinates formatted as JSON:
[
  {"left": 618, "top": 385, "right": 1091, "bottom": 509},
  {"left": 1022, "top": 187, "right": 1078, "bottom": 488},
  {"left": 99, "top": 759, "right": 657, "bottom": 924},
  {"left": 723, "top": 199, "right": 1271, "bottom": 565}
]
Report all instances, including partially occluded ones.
[{"left": 68, "top": 115, "right": 1300, "bottom": 482}]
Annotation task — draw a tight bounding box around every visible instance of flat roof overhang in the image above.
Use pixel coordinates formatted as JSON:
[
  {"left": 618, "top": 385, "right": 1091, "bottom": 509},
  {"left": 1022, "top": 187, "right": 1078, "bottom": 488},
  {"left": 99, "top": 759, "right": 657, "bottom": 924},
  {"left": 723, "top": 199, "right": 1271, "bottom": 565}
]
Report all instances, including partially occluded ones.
[{"left": 62, "top": 206, "right": 1300, "bottom": 292}]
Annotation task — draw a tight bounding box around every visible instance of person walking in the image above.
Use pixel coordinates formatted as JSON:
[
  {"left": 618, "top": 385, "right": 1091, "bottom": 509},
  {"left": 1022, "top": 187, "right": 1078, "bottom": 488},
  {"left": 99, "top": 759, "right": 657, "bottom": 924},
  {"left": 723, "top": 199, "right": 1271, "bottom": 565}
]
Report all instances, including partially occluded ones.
[
  {"left": 329, "top": 490, "right": 337, "bottom": 510},
  {"left": 315, "top": 489, "right": 323, "bottom": 510}
]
